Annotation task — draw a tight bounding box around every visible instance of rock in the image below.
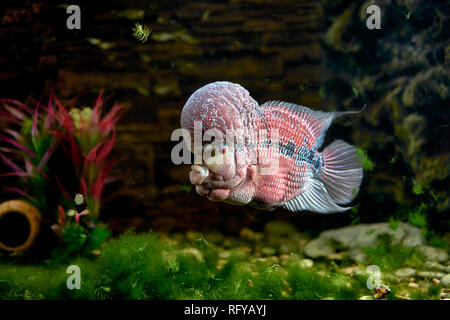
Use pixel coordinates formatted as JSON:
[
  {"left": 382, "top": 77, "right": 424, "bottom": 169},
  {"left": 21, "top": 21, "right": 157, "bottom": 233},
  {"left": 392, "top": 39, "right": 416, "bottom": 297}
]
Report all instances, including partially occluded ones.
[
  {"left": 218, "top": 250, "right": 231, "bottom": 259},
  {"left": 181, "top": 247, "right": 203, "bottom": 262},
  {"left": 347, "top": 248, "right": 367, "bottom": 263},
  {"left": 290, "top": 232, "right": 305, "bottom": 243},
  {"left": 261, "top": 247, "right": 277, "bottom": 256},
  {"left": 417, "top": 271, "right": 446, "bottom": 279},
  {"left": 340, "top": 265, "right": 362, "bottom": 276},
  {"left": 408, "top": 282, "right": 419, "bottom": 289},
  {"left": 395, "top": 268, "right": 417, "bottom": 278},
  {"left": 359, "top": 295, "right": 375, "bottom": 300},
  {"left": 382, "top": 273, "right": 399, "bottom": 283},
  {"left": 216, "top": 259, "right": 228, "bottom": 270},
  {"left": 432, "top": 278, "right": 440, "bottom": 285},
  {"left": 441, "top": 274, "right": 450, "bottom": 287},
  {"left": 303, "top": 222, "right": 424, "bottom": 259},
  {"left": 239, "top": 228, "right": 263, "bottom": 242},
  {"left": 186, "top": 231, "right": 202, "bottom": 242},
  {"left": 298, "top": 258, "right": 314, "bottom": 269},
  {"left": 423, "top": 260, "right": 447, "bottom": 272},
  {"left": 303, "top": 238, "right": 334, "bottom": 258},
  {"left": 278, "top": 241, "right": 299, "bottom": 255},
  {"left": 264, "top": 221, "right": 298, "bottom": 237},
  {"left": 441, "top": 292, "right": 450, "bottom": 299},
  {"left": 267, "top": 256, "right": 280, "bottom": 265},
  {"left": 418, "top": 246, "right": 448, "bottom": 263},
  {"left": 203, "top": 231, "right": 224, "bottom": 244},
  {"left": 283, "top": 255, "right": 313, "bottom": 269},
  {"left": 279, "top": 254, "right": 291, "bottom": 266},
  {"left": 223, "top": 239, "right": 233, "bottom": 248},
  {"left": 326, "top": 252, "right": 346, "bottom": 260},
  {"left": 235, "top": 247, "right": 251, "bottom": 255}
]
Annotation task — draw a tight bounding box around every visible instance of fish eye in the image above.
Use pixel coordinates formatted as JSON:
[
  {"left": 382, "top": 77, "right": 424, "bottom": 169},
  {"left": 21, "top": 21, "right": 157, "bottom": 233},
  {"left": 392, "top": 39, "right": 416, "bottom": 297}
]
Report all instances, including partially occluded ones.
[{"left": 217, "top": 145, "right": 227, "bottom": 154}]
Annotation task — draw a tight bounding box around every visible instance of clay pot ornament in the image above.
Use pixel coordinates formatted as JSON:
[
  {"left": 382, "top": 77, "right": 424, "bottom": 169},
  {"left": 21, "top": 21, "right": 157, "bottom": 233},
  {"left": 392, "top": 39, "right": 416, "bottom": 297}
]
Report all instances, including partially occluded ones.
[{"left": 0, "top": 200, "right": 41, "bottom": 252}]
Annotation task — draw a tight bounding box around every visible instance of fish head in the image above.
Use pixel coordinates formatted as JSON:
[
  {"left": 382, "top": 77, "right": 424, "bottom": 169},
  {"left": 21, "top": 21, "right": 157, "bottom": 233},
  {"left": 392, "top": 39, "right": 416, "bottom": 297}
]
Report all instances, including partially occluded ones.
[{"left": 181, "top": 81, "right": 259, "bottom": 203}]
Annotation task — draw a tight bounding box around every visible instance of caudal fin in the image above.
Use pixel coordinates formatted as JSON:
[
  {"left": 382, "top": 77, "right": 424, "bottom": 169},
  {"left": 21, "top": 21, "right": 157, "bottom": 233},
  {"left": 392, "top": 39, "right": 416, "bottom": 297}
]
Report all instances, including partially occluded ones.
[{"left": 319, "top": 140, "right": 363, "bottom": 205}]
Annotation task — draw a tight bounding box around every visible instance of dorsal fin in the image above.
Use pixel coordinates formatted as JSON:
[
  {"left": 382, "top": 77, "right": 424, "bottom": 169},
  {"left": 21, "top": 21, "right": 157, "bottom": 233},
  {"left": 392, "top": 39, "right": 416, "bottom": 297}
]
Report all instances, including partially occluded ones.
[{"left": 261, "top": 101, "right": 364, "bottom": 149}]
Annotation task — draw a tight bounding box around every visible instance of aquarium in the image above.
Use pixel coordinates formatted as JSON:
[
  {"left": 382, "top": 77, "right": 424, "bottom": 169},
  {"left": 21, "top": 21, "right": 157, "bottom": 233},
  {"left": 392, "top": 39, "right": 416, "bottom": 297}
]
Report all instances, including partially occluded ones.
[{"left": 0, "top": 0, "right": 448, "bottom": 312}]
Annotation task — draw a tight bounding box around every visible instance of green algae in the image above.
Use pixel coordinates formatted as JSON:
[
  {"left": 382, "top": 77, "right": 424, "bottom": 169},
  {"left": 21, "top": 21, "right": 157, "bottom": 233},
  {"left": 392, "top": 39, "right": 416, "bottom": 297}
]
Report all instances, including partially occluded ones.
[
  {"left": 0, "top": 231, "right": 369, "bottom": 300},
  {"left": 1, "top": 229, "right": 446, "bottom": 300},
  {"left": 356, "top": 147, "right": 374, "bottom": 171}
]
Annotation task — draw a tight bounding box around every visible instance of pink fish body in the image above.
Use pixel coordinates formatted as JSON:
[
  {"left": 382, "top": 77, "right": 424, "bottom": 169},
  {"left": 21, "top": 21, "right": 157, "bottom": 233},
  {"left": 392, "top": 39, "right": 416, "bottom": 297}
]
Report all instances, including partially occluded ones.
[{"left": 180, "top": 81, "right": 363, "bottom": 213}]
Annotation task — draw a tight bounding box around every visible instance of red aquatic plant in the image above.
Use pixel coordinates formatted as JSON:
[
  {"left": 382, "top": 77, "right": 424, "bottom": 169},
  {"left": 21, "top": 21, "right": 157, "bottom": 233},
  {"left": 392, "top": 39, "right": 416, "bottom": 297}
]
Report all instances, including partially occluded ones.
[
  {"left": 49, "top": 91, "right": 126, "bottom": 219},
  {"left": 0, "top": 91, "right": 126, "bottom": 221}
]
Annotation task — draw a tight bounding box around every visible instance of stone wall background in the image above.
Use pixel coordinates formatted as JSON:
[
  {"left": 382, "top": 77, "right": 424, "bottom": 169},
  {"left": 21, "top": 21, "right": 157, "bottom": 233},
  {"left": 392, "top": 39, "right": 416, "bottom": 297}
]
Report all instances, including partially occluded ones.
[
  {"left": 318, "top": 0, "right": 449, "bottom": 232},
  {"left": 0, "top": 0, "right": 448, "bottom": 235},
  {"left": 0, "top": 0, "right": 335, "bottom": 234}
]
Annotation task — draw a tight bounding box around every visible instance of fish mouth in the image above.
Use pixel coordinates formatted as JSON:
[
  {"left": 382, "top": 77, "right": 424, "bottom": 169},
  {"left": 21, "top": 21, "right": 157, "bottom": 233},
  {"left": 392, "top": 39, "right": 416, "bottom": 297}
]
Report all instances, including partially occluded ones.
[
  {"left": 195, "top": 185, "right": 230, "bottom": 201},
  {"left": 190, "top": 165, "right": 209, "bottom": 185},
  {"left": 190, "top": 165, "right": 244, "bottom": 201}
]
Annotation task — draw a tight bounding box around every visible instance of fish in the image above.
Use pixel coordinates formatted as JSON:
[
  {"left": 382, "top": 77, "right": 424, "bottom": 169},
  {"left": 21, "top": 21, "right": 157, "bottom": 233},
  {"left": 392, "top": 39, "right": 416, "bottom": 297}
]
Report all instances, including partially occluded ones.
[{"left": 180, "top": 81, "right": 363, "bottom": 213}]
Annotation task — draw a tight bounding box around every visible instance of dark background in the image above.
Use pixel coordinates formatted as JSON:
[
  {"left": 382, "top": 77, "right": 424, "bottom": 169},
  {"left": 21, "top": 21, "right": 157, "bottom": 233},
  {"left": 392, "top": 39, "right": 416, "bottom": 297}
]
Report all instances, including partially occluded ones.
[{"left": 0, "top": 0, "right": 448, "bottom": 236}]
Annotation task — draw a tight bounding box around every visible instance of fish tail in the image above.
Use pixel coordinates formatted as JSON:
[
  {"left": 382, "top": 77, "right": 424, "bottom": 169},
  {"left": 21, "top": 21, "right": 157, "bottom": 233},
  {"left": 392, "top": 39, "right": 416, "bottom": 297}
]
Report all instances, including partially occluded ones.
[{"left": 319, "top": 140, "right": 363, "bottom": 205}]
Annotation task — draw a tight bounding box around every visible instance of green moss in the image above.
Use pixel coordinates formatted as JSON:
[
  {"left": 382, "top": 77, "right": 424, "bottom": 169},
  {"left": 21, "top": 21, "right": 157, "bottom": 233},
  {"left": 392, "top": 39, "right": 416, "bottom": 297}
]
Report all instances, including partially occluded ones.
[
  {"left": 363, "top": 234, "right": 423, "bottom": 272},
  {"left": 427, "top": 285, "right": 443, "bottom": 300},
  {"left": 0, "top": 231, "right": 439, "bottom": 300},
  {"left": 349, "top": 207, "right": 360, "bottom": 225},
  {"left": 408, "top": 203, "right": 428, "bottom": 228},
  {"left": 412, "top": 179, "right": 424, "bottom": 195},
  {"left": 356, "top": 148, "right": 374, "bottom": 171},
  {"left": 389, "top": 217, "right": 399, "bottom": 231},
  {"left": 409, "top": 284, "right": 443, "bottom": 300},
  {"left": 287, "top": 267, "right": 360, "bottom": 300},
  {"left": 426, "top": 232, "right": 449, "bottom": 250}
]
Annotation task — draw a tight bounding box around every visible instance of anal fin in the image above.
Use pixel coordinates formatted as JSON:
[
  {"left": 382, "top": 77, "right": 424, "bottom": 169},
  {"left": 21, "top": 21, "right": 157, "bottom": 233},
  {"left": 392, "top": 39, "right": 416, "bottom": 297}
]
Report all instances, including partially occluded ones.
[{"left": 282, "top": 178, "right": 350, "bottom": 214}]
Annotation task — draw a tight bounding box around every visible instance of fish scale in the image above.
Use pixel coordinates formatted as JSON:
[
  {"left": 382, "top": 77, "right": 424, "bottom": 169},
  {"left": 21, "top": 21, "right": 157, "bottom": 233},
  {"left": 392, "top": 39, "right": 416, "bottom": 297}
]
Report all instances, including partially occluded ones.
[{"left": 251, "top": 102, "right": 321, "bottom": 204}]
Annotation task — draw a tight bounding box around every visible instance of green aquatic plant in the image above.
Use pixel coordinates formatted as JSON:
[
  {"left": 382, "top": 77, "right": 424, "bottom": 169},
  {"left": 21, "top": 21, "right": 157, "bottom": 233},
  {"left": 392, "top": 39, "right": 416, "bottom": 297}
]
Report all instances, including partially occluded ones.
[
  {"left": 389, "top": 217, "right": 399, "bottom": 230},
  {"left": 0, "top": 93, "right": 125, "bottom": 259},
  {"left": 50, "top": 203, "right": 111, "bottom": 262},
  {"left": 0, "top": 93, "right": 126, "bottom": 221},
  {"left": 180, "top": 184, "right": 191, "bottom": 193},
  {"left": 287, "top": 265, "right": 359, "bottom": 300},
  {"left": 54, "top": 93, "right": 126, "bottom": 220},
  {"left": 412, "top": 179, "right": 424, "bottom": 195},
  {"left": 362, "top": 234, "right": 423, "bottom": 272},
  {"left": 132, "top": 23, "right": 152, "bottom": 43},
  {"left": 356, "top": 147, "right": 374, "bottom": 171},
  {"left": 1, "top": 230, "right": 443, "bottom": 300},
  {"left": 408, "top": 203, "right": 427, "bottom": 228},
  {"left": 0, "top": 98, "right": 61, "bottom": 214},
  {"left": 349, "top": 207, "right": 360, "bottom": 225},
  {"left": 0, "top": 230, "right": 381, "bottom": 300},
  {"left": 409, "top": 284, "right": 442, "bottom": 300}
]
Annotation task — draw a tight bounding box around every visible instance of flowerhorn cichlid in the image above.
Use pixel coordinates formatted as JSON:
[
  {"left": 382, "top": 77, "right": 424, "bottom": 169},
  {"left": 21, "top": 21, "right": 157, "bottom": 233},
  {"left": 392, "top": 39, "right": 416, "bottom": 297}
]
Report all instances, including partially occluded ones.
[{"left": 180, "top": 81, "right": 363, "bottom": 213}]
